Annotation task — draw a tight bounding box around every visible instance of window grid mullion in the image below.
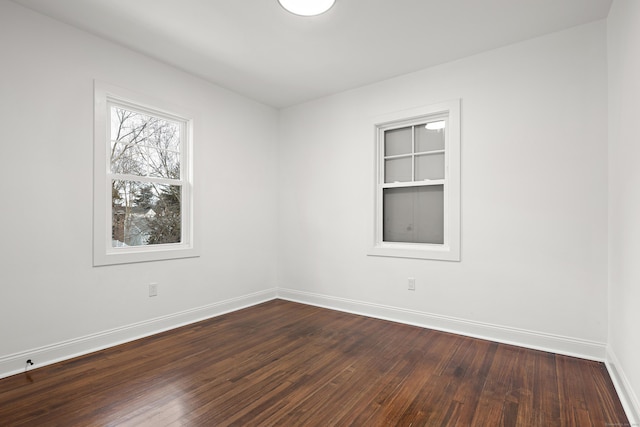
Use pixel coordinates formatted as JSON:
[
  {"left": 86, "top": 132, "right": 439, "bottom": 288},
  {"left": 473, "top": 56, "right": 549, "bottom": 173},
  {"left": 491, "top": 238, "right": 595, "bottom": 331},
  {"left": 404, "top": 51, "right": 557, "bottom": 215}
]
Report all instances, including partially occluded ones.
[
  {"left": 414, "top": 149, "right": 445, "bottom": 157},
  {"left": 109, "top": 173, "right": 183, "bottom": 186},
  {"left": 383, "top": 153, "right": 413, "bottom": 160},
  {"left": 411, "top": 125, "right": 416, "bottom": 182},
  {"left": 381, "top": 180, "right": 444, "bottom": 189}
]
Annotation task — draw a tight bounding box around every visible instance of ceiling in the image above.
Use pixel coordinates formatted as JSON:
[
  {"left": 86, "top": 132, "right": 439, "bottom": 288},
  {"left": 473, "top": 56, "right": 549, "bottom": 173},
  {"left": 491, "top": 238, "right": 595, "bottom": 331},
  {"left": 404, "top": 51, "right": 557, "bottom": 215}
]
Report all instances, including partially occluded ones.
[{"left": 12, "top": 0, "right": 612, "bottom": 108}]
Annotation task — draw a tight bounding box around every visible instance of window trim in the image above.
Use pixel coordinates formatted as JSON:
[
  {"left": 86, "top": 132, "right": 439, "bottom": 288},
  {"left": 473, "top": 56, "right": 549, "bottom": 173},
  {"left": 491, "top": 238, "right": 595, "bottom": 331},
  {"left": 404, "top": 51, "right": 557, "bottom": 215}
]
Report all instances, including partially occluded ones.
[
  {"left": 368, "top": 99, "right": 461, "bottom": 261},
  {"left": 93, "top": 81, "right": 199, "bottom": 266}
]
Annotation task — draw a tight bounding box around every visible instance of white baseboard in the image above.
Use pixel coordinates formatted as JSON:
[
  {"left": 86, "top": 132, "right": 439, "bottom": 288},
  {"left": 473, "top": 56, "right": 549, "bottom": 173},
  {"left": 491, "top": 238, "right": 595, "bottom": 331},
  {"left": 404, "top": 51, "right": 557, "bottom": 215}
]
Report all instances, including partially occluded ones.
[
  {"left": 606, "top": 347, "right": 640, "bottom": 425},
  {"left": 277, "top": 288, "right": 607, "bottom": 361},
  {"left": 2, "top": 287, "right": 632, "bottom": 422},
  {"left": 0, "top": 288, "right": 277, "bottom": 380},
  {"left": 0, "top": 286, "right": 613, "bottom": 388}
]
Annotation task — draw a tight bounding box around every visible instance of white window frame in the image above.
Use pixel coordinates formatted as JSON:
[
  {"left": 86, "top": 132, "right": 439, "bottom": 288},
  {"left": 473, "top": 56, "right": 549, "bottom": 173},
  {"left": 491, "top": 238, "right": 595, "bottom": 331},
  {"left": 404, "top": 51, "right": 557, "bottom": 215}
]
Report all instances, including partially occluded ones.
[
  {"left": 93, "top": 81, "right": 198, "bottom": 266},
  {"left": 368, "top": 99, "right": 460, "bottom": 261}
]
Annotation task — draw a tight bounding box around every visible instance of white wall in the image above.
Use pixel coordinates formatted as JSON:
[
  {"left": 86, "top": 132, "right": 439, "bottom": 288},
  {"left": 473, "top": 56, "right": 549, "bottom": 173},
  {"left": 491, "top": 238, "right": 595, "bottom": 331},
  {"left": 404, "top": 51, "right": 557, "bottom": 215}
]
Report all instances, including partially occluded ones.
[
  {"left": 0, "top": 1, "right": 278, "bottom": 374},
  {"left": 278, "top": 21, "right": 609, "bottom": 356},
  {"left": 607, "top": 0, "right": 640, "bottom": 421},
  {"left": 0, "top": 0, "right": 624, "bottom": 401}
]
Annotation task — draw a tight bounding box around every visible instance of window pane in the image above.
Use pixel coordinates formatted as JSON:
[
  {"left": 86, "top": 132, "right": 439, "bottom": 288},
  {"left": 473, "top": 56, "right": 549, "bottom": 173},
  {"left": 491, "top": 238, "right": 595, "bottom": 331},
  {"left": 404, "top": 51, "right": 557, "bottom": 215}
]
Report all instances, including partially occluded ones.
[
  {"left": 110, "top": 141, "right": 147, "bottom": 176},
  {"left": 111, "top": 106, "right": 157, "bottom": 144},
  {"left": 384, "top": 127, "right": 412, "bottom": 156},
  {"left": 415, "top": 153, "right": 445, "bottom": 180},
  {"left": 415, "top": 125, "right": 445, "bottom": 152},
  {"left": 146, "top": 147, "right": 180, "bottom": 179},
  {"left": 385, "top": 157, "right": 412, "bottom": 183},
  {"left": 110, "top": 105, "right": 181, "bottom": 178},
  {"left": 112, "top": 180, "right": 182, "bottom": 247},
  {"left": 383, "top": 185, "right": 444, "bottom": 244},
  {"left": 154, "top": 121, "right": 181, "bottom": 152}
]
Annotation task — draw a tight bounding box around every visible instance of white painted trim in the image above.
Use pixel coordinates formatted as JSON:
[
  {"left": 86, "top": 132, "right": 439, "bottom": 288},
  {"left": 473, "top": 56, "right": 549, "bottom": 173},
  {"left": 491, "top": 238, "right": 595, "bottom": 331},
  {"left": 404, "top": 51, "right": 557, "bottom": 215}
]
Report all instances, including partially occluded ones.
[
  {"left": 606, "top": 347, "right": 640, "bottom": 425},
  {"left": 0, "top": 288, "right": 277, "bottom": 380},
  {"left": 93, "top": 80, "right": 200, "bottom": 266},
  {"left": 369, "top": 99, "right": 461, "bottom": 262},
  {"left": 277, "top": 288, "right": 606, "bottom": 361}
]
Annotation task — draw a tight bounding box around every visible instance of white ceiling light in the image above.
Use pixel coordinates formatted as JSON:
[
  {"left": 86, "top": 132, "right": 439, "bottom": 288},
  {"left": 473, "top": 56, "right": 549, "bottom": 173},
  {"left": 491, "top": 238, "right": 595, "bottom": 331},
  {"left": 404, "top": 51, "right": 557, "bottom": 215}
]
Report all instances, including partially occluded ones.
[{"left": 278, "top": 0, "right": 336, "bottom": 16}]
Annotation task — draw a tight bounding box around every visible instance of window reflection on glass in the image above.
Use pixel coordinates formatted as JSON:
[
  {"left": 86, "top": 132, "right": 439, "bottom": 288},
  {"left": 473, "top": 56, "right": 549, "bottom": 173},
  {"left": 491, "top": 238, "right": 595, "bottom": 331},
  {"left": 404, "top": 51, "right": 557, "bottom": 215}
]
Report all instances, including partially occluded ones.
[
  {"left": 111, "top": 181, "right": 182, "bottom": 247},
  {"left": 383, "top": 185, "right": 444, "bottom": 244},
  {"left": 384, "top": 126, "right": 412, "bottom": 156},
  {"left": 109, "top": 105, "right": 183, "bottom": 248},
  {"left": 110, "top": 106, "right": 180, "bottom": 179},
  {"left": 384, "top": 157, "right": 412, "bottom": 183},
  {"left": 415, "top": 153, "right": 445, "bottom": 181},
  {"left": 415, "top": 124, "right": 445, "bottom": 152}
]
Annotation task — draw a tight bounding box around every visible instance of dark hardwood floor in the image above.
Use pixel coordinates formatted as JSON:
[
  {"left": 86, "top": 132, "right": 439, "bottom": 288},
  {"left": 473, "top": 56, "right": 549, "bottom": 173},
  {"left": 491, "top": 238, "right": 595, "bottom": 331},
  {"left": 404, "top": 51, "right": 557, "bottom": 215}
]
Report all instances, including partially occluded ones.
[{"left": 0, "top": 300, "right": 629, "bottom": 426}]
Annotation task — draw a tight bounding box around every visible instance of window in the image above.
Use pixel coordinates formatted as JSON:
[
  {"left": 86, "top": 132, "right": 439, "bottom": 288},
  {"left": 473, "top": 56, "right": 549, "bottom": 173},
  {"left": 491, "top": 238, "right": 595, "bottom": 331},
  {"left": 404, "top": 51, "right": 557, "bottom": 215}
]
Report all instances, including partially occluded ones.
[
  {"left": 93, "top": 82, "right": 198, "bottom": 265},
  {"left": 369, "top": 100, "right": 460, "bottom": 261}
]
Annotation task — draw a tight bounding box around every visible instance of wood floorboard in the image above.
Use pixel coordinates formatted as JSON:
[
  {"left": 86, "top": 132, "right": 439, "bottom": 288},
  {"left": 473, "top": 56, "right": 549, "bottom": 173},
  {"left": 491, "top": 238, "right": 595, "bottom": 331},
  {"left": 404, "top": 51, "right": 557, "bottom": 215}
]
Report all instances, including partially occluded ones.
[{"left": 0, "top": 299, "right": 629, "bottom": 426}]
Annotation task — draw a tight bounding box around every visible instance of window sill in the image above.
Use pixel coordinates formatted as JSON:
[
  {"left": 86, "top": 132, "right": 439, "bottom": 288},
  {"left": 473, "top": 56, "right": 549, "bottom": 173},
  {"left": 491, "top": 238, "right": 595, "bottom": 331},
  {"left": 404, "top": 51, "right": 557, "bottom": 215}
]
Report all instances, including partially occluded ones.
[
  {"left": 94, "top": 243, "right": 199, "bottom": 266},
  {"left": 368, "top": 243, "right": 460, "bottom": 261},
  {"left": 93, "top": 245, "right": 200, "bottom": 267}
]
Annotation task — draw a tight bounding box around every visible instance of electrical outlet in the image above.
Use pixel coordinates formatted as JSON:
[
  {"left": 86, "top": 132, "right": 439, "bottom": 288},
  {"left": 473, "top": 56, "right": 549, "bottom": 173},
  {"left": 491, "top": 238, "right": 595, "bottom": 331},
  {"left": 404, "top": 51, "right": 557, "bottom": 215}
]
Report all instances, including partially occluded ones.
[
  {"left": 149, "top": 283, "right": 158, "bottom": 297},
  {"left": 408, "top": 277, "right": 416, "bottom": 291}
]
